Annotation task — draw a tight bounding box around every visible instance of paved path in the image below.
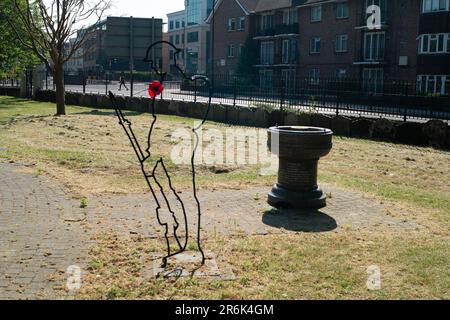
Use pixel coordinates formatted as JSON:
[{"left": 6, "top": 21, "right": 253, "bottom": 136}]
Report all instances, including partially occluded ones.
[
  {"left": 0, "top": 160, "right": 420, "bottom": 299},
  {"left": 87, "top": 184, "right": 419, "bottom": 240},
  {"left": 0, "top": 161, "right": 91, "bottom": 300}
]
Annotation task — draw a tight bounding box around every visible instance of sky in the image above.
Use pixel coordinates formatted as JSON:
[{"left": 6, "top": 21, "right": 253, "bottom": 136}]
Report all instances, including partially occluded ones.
[{"left": 106, "top": 0, "right": 185, "bottom": 27}]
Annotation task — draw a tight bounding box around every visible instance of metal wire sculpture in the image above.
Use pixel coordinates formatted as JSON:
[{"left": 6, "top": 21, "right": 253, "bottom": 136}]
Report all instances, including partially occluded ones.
[{"left": 108, "top": 41, "right": 212, "bottom": 268}]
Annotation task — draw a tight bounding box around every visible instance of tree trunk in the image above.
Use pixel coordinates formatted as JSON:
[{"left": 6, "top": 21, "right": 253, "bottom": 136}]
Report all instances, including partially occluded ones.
[{"left": 54, "top": 65, "right": 66, "bottom": 115}]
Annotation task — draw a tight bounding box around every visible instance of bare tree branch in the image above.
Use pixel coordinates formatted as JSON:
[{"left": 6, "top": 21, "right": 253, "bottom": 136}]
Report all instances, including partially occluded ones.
[{"left": 5, "top": 0, "right": 112, "bottom": 114}]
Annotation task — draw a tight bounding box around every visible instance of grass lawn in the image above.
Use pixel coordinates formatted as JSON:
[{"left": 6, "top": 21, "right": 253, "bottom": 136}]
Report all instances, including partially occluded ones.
[{"left": 0, "top": 96, "right": 449, "bottom": 299}]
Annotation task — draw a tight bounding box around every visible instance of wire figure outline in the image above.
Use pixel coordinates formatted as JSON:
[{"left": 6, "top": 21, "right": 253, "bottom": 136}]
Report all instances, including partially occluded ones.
[{"left": 108, "top": 40, "right": 212, "bottom": 268}]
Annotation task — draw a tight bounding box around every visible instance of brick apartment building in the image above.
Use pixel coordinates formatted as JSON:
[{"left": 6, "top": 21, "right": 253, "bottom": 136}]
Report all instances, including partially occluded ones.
[
  {"left": 298, "top": 0, "right": 420, "bottom": 94},
  {"left": 209, "top": 0, "right": 450, "bottom": 95},
  {"left": 416, "top": 0, "right": 450, "bottom": 95},
  {"left": 207, "top": 0, "right": 258, "bottom": 77}
]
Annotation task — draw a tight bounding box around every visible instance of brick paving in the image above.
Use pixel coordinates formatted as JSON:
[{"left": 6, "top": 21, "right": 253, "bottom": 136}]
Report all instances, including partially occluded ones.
[
  {"left": 0, "top": 161, "right": 91, "bottom": 300},
  {"left": 87, "top": 184, "right": 419, "bottom": 239},
  {"left": 0, "top": 160, "right": 420, "bottom": 299}
]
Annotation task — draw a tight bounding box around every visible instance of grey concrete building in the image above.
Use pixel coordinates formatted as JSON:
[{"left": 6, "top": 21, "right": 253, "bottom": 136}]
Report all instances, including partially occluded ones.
[{"left": 82, "top": 16, "right": 163, "bottom": 76}]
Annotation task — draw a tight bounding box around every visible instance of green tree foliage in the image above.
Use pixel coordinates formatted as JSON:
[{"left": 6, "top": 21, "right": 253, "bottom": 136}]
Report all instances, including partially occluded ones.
[
  {"left": 0, "top": 0, "right": 39, "bottom": 78},
  {"left": 235, "top": 36, "right": 258, "bottom": 78}
]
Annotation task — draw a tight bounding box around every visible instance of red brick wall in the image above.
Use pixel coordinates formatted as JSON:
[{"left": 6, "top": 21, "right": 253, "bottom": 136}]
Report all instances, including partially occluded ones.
[
  {"left": 297, "top": 0, "right": 420, "bottom": 81},
  {"left": 213, "top": 0, "right": 251, "bottom": 75}
]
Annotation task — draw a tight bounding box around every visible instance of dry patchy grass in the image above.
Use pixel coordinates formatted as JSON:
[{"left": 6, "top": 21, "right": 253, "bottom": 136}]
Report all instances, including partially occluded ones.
[
  {"left": 1, "top": 97, "right": 449, "bottom": 299},
  {"left": 72, "top": 231, "right": 449, "bottom": 300}
]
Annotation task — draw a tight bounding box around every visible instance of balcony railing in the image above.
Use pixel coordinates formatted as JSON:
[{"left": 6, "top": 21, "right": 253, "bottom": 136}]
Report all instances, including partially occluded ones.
[{"left": 254, "top": 23, "right": 299, "bottom": 38}]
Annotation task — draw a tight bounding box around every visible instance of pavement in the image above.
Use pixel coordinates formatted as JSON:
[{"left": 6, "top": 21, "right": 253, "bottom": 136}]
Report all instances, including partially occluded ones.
[{"left": 0, "top": 159, "right": 420, "bottom": 299}]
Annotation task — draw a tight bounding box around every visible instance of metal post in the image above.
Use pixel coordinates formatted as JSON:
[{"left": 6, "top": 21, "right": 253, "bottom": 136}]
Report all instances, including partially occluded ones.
[
  {"left": 105, "top": 72, "right": 108, "bottom": 95},
  {"left": 194, "top": 80, "right": 197, "bottom": 103},
  {"left": 403, "top": 82, "right": 409, "bottom": 122},
  {"left": 280, "top": 78, "right": 285, "bottom": 126},
  {"left": 83, "top": 72, "right": 86, "bottom": 94},
  {"left": 152, "top": 17, "right": 155, "bottom": 68},
  {"left": 130, "top": 16, "right": 134, "bottom": 97},
  {"left": 233, "top": 77, "right": 237, "bottom": 107},
  {"left": 211, "top": 0, "right": 215, "bottom": 89},
  {"left": 45, "top": 69, "right": 48, "bottom": 90}
]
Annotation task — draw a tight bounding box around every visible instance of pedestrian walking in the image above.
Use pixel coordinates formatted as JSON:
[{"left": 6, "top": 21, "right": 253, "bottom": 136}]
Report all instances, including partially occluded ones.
[{"left": 118, "top": 72, "right": 128, "bottom": 91}]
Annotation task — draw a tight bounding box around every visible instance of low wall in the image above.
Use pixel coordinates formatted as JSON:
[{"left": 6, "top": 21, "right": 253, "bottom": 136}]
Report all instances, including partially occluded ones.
[
  {"left": 0, "top": 87, "right": 20, "bottom": 97},
  {"left": 25, "top": 90, "right": 450, "bottom": 150}
]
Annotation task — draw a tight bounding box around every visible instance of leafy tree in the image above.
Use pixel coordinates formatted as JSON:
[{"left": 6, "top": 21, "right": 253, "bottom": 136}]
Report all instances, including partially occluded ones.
[
  {"left": 0, "top": 0, "right": 39, "bottom": 79},
  {"left": 3, "top": 0, "right": 111, "bottom": 115},
  {"left": 235, "top": 36, "right": 258, "bottom": 80}
]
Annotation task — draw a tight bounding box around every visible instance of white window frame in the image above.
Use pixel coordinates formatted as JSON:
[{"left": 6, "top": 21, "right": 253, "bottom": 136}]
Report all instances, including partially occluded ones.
[
  {"left": 311, "top": 5, "right": 322, "bottom": 22},
  {"left": 336, "top": 69, "right": 347, "bottom": 79},
  {"left": 260, "top": 41, "right": 274, "bottom": 65},
  {"left": 309, "top": 68, "right": 320, "bottom": 84},
  {"left": 335, "top": 34, "right": 348, "bottom": 52},
  {"left": 310, "top": 37, "right": 321, "bottom": 54},
  {"left": 417, "top": 75, "right": 450, "bottom": 95},
  {"left": 238, "top": 17, "right": 245, "bottom": 30},
  {"left": 261, "top": 14, "right": 273, "bottom": 31},
  {"left": 418, "top": 33, "right": 450, "bottom": 54},
  {"left": 259, "top": 69, "right": 274, "bottom": 89},
  {"left": 282, "top": 40, "right": 290, "bottom": 64},
  {"left": 227, "top": 44, "right": 235, "bottom": 58},
  {"left": 364, "top": 32, "right": 385, "bottom": 61},
  {"left": 336, "top": 2, "right": 349, "bottom": 19},
  {"left": 422, "top": 0, "right": 450, "bottom": 13},
  {"left": 228, "top": 18, "right": 236, "bottom": 31},
  {"left": 283, "top": 8, "right": 298, "bottom": 25},
  {"left": 363, "top": 68, "right": 384, "bottom": 94}
]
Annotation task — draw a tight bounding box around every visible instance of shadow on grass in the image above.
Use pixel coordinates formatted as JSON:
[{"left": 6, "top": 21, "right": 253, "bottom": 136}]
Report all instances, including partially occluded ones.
[
  {"left": 262, "top": 209, "right": 337, "bottom": 233},
  {"left": 0, "top": 97, "right": 34, "bottom": 107}
]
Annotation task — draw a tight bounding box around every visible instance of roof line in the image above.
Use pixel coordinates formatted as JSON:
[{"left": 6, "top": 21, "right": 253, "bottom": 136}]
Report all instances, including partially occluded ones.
[{"left": 206, "top": 0, "right": 252, "bottom": 23}]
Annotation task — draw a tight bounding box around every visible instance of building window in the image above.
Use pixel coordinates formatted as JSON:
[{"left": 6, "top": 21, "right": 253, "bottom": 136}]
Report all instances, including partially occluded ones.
[
  {"left": 187, "top": 31, "right": 199, "bottom": 43},
  {"left": 227, "top": 44, "right": 235, "bottom": 58},
  {"left": 259, "top": 69, "right": 274, "bottom": 89},
  {"left": 182, "top": 21, "right": 185, "bottom": 28},
  {"left": 169, "top": 21, "right": 174, "bottom": 30},
  {"left": 335, "top": 34, "right": 348, "bottom": 52},
  {"left": 283, "top": 8, "right": 298, "bottom": 25},
  {"left": 176, "top": 20, "right": 180, "bottom": 29},
  {"left": 175, "top": 34, "right": 180, "bottom": 45},
  {"left": 364, "top": 32, "right": 385, "bottom": 61},
  {"left": 228, "top": 18, "right": 236, "bottom": 31},
  {"left": 310, "top": 37, "right": 321, "bottom": 54},
  {"left": 419, "top": 33, "right": 450, "bottom": 53},
  {"left": 417, "top": 75, "right": 450, "bottom": 95},
  {"left": 309, "top": 68, "right": 320, "bottom": 84},
  {"left": 422, "top": 0, "right": 450, "bottom": 13},
  {"left": 238, "top": 17, "right": 245, "bottom": 30},
  {"left": 363, "top": 68, "right": 384, "bottom": 94},
  {"left": 282, "top": 69, "right": 296, "bottom": 88},
  {"left": 282, "top": 40, "right": 290, "bottom": 64},
  {"left": 336, "top": 69, "right": 347, "bottom": 79},
  {"left": 260, "top": 41, "right": 274, "bottom": 65},
  {"left": 261, "top": 14, "right": 273, "bottom": 31},
  {"left": 336, "top": 2, "right": 349, "bottom": 19},
  {"left": 170, "top": 35, "right": 174, "bottom": 43},
  {"left": 187, "top": 0, "right": 201, "bottom": 26},
  {"left": 311, "top": 5, "right": 322, "bottom": 22},
  {"left": 238, "top": 44, "right": 244, "bottom": 57},
  {"left": 169, "top": 49, "right": 174, "bottom": 61}
]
